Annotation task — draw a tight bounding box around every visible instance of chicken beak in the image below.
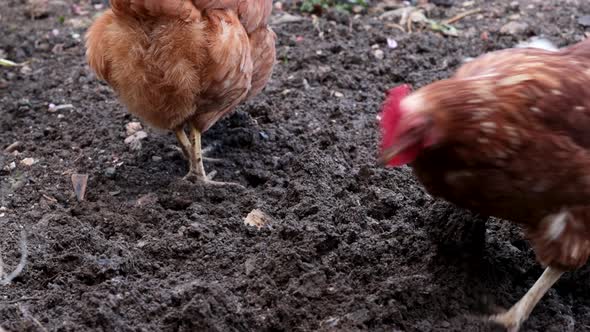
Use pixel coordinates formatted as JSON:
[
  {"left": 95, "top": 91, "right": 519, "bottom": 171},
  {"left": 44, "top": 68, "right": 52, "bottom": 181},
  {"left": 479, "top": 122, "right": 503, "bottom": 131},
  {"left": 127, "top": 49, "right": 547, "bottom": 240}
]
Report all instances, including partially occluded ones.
[{"left": 379, "top": 136, "right": 415, "bottom": 166}]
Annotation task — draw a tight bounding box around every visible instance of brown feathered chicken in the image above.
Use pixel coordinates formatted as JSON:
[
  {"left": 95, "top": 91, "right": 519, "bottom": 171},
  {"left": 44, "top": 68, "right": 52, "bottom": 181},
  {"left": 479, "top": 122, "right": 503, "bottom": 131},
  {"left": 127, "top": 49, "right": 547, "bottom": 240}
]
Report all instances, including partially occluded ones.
[
  {"left": 379, "top": 37, "right": 590, "bottom": 331},
  {"left": 85, "top": 0, "right": 276, "bottom": 184}
]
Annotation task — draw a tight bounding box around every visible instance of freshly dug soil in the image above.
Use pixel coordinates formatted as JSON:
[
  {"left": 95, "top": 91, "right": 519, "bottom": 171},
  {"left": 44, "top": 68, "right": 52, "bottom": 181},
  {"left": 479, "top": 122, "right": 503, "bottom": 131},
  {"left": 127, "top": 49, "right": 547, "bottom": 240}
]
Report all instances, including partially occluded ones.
[{"left": 1, "top": 0, "right": 590, "bottom": 331}]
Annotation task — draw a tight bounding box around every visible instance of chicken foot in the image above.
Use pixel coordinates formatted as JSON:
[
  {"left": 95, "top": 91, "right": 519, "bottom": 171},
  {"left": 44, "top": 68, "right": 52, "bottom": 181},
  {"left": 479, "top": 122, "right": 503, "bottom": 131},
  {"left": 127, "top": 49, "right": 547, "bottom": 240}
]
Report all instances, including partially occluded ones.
[
  {"left": 172, "top": 144, "right": 224, "bottom": 163},
  {"left": 488, "top": 266, "right": 565, "bottom": 332},
  {"left": 174, "top": 125, "right": 243, "bottom": 187}
]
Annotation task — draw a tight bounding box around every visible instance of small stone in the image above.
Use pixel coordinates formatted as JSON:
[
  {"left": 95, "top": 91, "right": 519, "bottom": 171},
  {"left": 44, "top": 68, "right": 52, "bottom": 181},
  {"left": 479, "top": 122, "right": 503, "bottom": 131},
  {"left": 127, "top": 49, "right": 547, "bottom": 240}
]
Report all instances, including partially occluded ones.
[
  {"left": 36, "top": 43, "right": 50, "bottom": 51},
  {"left": 259, "top": 131, "right": 269, "bottom": 140},
  {"left": 386, "top": 38, "right": 398, "bottom": 49},
  {"left": 302, "top": 78, "right": 311, "bottom": 90},
  {"left": 578, "top": 15, "right": 590, "bottom": 27},
  {"left": 352, "top": 5, "right": 364, "bottom": 14},
  {"left": 124, "top": 130, "right": 148, "bottom": 151},
  {"left": 125, "top": 121, "right": 143, "bottom": 136},
  {"left": 244, "top": 209, "right": 272, "bottom": 230},
  {"left": 509, "top": 14, "right": 520, "bottom": 20},
  {"left": 500, "top": 21, "right": 529, "bottom": 35},
  {"left": 373, "top": 49, "right": 385, "bottom": 60},
  {"left": 151, "top": 155, "right": 162, "bottom": 162},
  {"left": 104, "top": 167, "right": 116, "bottom": 178},
  {"left": 135, "top": 193, "right": 158, "bottom": 207},
  {"left": 333, "top": 91, "right": 344, "bottom": 98},
  {"left": 4, "top": 162, "right": 16, "bottom": 171},
  {"left": 20, "top": 158, "right": 37, "bottom": 166},
  {"left": 48, "top": 103, "right": 74, "bottom": 112},
  {"left": 17, "top": 98, "right": 31, "bottom": 107},
  {"left": 20, "top": 65, "right": 32, "bottom": 75},
  {"left": 245, "top": 257, "right": 256, "bottom": 275},
  {"left": 509, "top": 1, "right": 519, "bottom": 10}
]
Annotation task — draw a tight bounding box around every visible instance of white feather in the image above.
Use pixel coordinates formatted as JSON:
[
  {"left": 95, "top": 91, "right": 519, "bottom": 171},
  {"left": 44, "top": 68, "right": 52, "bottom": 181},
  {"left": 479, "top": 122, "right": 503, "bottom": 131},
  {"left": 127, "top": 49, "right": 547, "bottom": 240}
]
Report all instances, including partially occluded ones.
[
  {"left": 462, "top": 37, "right": 558, "bottom": 64},
  {"left": 515, "top": 37, "right": 558, "bottom": 52}
]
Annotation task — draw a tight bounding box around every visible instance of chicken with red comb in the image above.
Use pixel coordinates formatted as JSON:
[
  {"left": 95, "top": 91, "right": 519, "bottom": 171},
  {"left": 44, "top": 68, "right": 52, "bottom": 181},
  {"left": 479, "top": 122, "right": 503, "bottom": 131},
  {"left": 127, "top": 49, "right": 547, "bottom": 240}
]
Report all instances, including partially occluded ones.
[{"left": 379, "top": 37, "right": 590, "bottom": 332}]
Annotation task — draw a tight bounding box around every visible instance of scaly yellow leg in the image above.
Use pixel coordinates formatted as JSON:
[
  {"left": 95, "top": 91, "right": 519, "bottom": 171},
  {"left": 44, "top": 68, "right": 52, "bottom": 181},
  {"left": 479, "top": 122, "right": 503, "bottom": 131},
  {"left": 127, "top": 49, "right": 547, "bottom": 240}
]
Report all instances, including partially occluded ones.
[
  {"left": 187, "top": 124, "right": 207, "bottom": 180},
  {"left": 173, "top": 124, "right": 243, "bottom": 187},
  {"left": 174, "top": 127, "right": 192, "bottom": 162},
  {"left": 488, "top": 266, "right": 564, "bottom": 332}
]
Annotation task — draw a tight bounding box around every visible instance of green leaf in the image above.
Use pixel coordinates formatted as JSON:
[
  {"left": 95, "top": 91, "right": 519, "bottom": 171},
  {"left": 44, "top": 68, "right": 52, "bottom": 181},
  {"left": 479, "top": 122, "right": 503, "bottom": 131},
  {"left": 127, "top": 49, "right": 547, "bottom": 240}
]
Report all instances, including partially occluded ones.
[{"left": 428, "top": 20, "right": 459, "bottom": 37}]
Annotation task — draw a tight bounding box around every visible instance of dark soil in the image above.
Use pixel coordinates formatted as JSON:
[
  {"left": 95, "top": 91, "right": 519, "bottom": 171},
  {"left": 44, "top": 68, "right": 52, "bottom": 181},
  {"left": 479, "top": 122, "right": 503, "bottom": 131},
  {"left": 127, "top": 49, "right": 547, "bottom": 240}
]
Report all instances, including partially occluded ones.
[{"left": 2, "top": 0, "right": 590, "bottom": 331}]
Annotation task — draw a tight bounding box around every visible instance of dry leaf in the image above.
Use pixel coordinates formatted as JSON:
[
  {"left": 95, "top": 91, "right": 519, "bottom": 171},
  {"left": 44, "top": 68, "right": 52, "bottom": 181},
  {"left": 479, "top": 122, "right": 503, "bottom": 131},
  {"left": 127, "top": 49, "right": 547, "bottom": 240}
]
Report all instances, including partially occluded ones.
[
  {"left": 71, "top": 173, "right": 89, "bottom": 201},
  {"left": 125, "top": 121, "right": 143, "bottom": 136},
  {"left": 244, "top": 209, "right": 272, "bottom": 230}
]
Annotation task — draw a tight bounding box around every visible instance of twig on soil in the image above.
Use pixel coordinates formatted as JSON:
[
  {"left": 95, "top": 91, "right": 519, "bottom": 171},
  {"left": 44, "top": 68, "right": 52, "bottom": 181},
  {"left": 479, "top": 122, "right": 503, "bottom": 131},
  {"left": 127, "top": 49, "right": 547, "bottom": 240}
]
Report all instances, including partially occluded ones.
[
  {"left": 311, "top": 15, "right": 324, "bottom": 40},
  {"left": 386, "top": 23, "right": 406, "bottom": 32},
  {"left": 3, "top": 141, "right": 22, "bottom": 154},
  {"left": 443, "top": 8, "right": 482, "bottom": 25},
  {"left": 407, "top": 11, "right": 416, "bottom": 33},
  {"left": 0, "top": 229, "right": 28, "bottom": 286},
  {"left": 1, "top": 296, "right": 41, "bottom": 304}
]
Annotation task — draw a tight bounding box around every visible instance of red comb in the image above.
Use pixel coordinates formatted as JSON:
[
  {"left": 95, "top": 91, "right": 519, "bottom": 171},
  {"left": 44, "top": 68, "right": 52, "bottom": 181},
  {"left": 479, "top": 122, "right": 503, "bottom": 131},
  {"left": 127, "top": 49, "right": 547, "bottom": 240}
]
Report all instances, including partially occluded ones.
[{"left": 380, "top": 84, "right": 412, "bottom": 153}]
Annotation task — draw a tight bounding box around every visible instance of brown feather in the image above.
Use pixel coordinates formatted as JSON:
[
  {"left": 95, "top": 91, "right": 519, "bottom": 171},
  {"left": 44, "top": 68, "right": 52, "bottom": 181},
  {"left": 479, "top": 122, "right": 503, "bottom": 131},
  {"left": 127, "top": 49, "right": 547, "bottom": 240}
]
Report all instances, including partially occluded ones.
[{"left": 85, "top": 0, "right": 275, "bottom": 133}]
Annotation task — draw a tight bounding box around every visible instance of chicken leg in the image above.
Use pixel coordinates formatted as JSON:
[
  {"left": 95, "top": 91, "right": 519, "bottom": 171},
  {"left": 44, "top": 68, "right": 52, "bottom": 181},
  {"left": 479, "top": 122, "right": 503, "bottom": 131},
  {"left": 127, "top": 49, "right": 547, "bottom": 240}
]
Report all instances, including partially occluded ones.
[
  {"left": 488, "top": 266, "right": 564, "bottom": 332},
  {"left": 174, "top": 124, "right": 242, "bottom": 187}
]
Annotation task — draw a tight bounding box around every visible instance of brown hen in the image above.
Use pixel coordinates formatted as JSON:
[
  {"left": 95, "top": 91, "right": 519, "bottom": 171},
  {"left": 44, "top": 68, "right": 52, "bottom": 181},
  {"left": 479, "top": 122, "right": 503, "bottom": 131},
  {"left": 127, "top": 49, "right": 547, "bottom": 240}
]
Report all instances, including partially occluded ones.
[
  {"left": 380, "top": 38, "right": 590, "bottom": 331},
  {"left": 85, "top": 0, "right": 276, "bottom": 184}
]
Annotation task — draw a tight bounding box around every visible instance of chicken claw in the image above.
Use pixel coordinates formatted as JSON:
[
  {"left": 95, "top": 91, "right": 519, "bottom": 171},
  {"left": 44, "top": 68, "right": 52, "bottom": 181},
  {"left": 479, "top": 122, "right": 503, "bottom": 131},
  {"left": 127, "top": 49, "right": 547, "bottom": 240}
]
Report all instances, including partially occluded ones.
[
  {"left": 172, "top": 145, "right": 224, "bottom": 163},
  {"left": 182, "top": 171, "right": 243, "bottom": 187},
  {"left": 487, "top": 266, "right": 564, "bottom": 332},
  {"left": 174, "top": 125, "right": 243, "bottom": 188}
]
